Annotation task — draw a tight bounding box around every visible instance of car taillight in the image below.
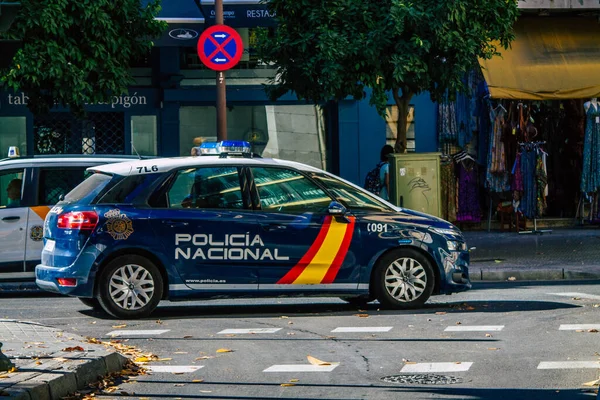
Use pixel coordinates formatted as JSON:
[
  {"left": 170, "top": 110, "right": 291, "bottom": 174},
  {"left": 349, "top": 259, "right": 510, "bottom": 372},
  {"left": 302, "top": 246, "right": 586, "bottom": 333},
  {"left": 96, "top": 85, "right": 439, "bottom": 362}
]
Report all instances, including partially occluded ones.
[
  {"left": 57, "top": 211, "right": 99, "bottom": 230},
  {"left": 57, "top": 278, "right": 77, "bottom": 287}
]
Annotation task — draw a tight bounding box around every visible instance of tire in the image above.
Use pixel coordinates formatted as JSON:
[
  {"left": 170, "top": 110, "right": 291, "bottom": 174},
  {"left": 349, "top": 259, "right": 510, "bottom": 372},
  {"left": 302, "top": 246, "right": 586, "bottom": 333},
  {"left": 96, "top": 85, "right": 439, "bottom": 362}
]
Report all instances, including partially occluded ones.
[
  {"left": 373, "top": 248, "right": 435, "bottom": 309},
  {"left": 78, "top": 297, "right": 102, "bottom": 311},
  {"left": 339, "top": 296, "right": 374, "bottom": 307},
  {"left": 97, "top": 255, "right": 163, "bottom": 319}
]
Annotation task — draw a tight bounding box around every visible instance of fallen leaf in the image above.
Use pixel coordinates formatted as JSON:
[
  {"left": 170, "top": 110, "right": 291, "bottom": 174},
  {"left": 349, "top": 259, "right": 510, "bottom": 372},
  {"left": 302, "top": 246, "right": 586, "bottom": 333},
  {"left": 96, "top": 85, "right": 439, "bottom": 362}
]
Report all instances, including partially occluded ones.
[
  {"left": 576, "top": 330, "right": 584, "bottom": 333},
  {"left": 572, "top": 297, "right": 582, "bottom": 300},
  {"left": 404, "top": 361, "right": 417, "bottom": 364},
  {"left": 156, "top": 320, "right": 163, "bottom": 324},
  {"left": 157, "top": 358, "right": 172, "bottom": 361},
  {"left": 466, "top": 306, "right": 475, "bottom": 311},
  {"left": 172, "top": 372, "right": 184, "bottom": 375},
  {"left": 485, "top": 334, "right": 492, "bottom": 337},
  {"left": 35, "top": 361, "right": 42, "bottom": 365},
  {"left": 62, "top": 346, "right": 85, "bottom": 352},
  {"left": 192, "top": 379, "right": 204, "bottom": 383},
  {"left": 195, "top": 356, "right": 214, "bottom": 360},
  {"left": 487, "top": 348, "right": 499, "bottom": 351},
  {"left": 355, "top": 314, "right": 369, "bottom": 318},
  {"left": 307, "top": 355, "right": 331, "bottom": 366},
  {"left": 281, "top": 383, "right": 296, "bottom": 387},
  {"left": 455, "top": 362, "right": 462, "bottom": 364},
  {"left": 507, "top": 276, "right": 516, "bottom": 281},
  {"left": 588, "top": 329, "right": 599, "bottom": 333},
  {"left": 174, "top": 383, "right": 185, "bottom": 387},
  {"left": 183, "top": 335, "right": 193, "bottom": 338},
  {"left": 435, "top": 312, "right": 446, "bottom": 315},
  {"left": 112, "top": 324, "right": 127, "bottom": 329},
  {"left": 280, "top": 316, "right": 289, "bottom": 319},
  {"left": 216, "top": 348, "right": 233, "bottom": 353},
  {"left": 582, "top": 378, "right": 600, "bottom": 387},
  {"left": 52, "top": 357, "right": 68, "bottom": 362},
  {"left": 0, "top": 375, "right": 9, "bottom": 379},
  {"left": 495, "top": 259, "right": 502, "bottom": 263},
  {"left": 456, "top": 322, "right": 462, "bottom": 325},
  {"left": 289, "top": 379, "right": 299, "bottom": 382}
]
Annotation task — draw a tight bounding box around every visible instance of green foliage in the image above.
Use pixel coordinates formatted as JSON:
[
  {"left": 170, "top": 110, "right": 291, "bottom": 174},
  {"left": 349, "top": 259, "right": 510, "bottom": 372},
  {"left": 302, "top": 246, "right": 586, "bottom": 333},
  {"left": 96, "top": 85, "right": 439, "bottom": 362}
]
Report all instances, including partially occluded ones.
[
  {"left": 256, "top": 0, "right": 519, "bottom": 117},
  {"left": 0, "top": 0, "right": 166, "bottom": 115}
]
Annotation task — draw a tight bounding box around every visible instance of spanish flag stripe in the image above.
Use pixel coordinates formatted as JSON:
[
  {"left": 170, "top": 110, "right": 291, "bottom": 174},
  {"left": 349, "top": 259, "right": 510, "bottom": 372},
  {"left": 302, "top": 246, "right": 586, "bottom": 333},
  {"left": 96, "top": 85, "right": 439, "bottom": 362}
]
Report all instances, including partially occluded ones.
[
  {"left": 293, "top": 218, "right": 348, "bottom": 284},
  {"left": 321, "top": 217, "right": 356, "bottom": 284},
  {"left": 276, "top": 216, "right": 332, "bottom": 284},
  {"left": 30, "top": 206, "right": 51, "bottom": 221}
]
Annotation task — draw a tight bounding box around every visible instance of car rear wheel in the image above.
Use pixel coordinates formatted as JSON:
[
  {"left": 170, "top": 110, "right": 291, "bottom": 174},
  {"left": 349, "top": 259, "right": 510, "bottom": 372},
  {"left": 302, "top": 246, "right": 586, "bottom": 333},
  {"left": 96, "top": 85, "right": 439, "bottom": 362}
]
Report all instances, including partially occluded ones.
[
  {"left": 78, "top": 297, "right": 102, "bottom": 311},
  {"left": 97, "top": 255, "right": 163, "bottom": 319},
  {"left": 373, "top": 248, "right": 434, "bottom": 309}
]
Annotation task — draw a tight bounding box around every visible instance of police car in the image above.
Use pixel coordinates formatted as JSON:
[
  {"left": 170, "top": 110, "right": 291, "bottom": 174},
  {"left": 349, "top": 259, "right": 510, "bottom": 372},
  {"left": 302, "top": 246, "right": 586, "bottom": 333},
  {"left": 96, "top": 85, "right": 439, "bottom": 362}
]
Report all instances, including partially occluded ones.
[
  {"left": 0, "top": 149, "right": 141, "bottom": 282},
  {"left": 35, "top": 141, "right": 471, "bottom": 319}
]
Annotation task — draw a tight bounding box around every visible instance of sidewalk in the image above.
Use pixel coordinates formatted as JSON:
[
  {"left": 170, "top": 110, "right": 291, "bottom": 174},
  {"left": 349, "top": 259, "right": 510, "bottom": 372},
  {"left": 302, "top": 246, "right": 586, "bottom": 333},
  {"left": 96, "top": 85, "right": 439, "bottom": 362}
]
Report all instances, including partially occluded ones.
[
  {"left": 464, "top": 227, "right": 600, "bottom": 281},
  {"left": 0, "top": 319, "right": 126, "bottom": 400}
]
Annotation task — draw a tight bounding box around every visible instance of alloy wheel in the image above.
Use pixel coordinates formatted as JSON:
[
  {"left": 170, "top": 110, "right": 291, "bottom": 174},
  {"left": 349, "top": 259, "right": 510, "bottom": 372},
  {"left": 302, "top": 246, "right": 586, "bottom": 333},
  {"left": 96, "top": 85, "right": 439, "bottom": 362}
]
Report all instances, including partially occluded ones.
[
  {"left": 384, "top": 257, "right": 427, "bottom": 302},
  {"left": 109, "top": 264, "right": 155, "bottom": 310}
]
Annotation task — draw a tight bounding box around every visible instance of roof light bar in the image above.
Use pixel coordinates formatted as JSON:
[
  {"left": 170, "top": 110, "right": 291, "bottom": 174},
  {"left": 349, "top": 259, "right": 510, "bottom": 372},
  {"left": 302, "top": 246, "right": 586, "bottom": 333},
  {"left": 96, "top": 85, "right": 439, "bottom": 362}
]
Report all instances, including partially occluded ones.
[{"left": 199, "top": 141, "right": 252, "bottom": 158}]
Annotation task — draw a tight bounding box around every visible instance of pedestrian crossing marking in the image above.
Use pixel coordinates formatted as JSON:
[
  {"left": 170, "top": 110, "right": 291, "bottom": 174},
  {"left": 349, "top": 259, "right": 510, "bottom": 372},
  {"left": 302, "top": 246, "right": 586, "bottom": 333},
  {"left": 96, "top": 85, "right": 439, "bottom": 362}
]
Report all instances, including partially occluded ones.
[
  {"left": 400, "top": 362, "right": 473, "bottom": 373},
  {"left": 264, "top": 363, "right": 340, "bottom": 372},
  {"left": 549, "top": 292, "right": 600, "bottom": 300},
  {"left": 444, "top": 325, "right": 504, "bottom": 332},
  {"left": 145, "top": 365, "right": 204, "bottom": 373},
  {"left": 559, "top": 324, "right": 600, "bottom": 330},
  {"left": 537, "top": 361, "right": 600, "bottom": 369},
  {"left": 218, "top": 328, "right": 282, "bottom": 334},
  {"left": 331, "top": 327, "right": 393, "bottom": 333},
  {"left": 106, "top": 329, "right": 170, "bottom": 337}
]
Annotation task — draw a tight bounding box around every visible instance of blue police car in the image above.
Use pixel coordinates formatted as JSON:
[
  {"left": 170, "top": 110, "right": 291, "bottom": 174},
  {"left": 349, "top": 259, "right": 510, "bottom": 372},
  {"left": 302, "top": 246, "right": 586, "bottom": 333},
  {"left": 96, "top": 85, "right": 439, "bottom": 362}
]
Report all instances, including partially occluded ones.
[{"left": 35, "top": 141, "right": 471, "bottom": 319}]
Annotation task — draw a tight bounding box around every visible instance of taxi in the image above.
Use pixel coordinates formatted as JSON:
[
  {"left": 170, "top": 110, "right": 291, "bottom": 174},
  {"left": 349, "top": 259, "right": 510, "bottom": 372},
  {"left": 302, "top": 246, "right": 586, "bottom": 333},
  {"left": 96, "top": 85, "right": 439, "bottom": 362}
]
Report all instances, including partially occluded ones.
[
  {"left": 0, "top": 148, "right": 141, "bottom": 282},
  {"left": 35, "top": 141, "right": 471, "bottom": 319}
]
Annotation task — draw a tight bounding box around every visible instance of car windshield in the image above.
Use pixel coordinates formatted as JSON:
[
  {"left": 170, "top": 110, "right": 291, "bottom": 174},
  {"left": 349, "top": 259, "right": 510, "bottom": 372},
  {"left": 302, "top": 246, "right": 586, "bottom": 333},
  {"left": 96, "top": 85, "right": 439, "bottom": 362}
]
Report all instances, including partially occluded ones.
[
  {"left": 312, "top": 173, "right": 393, "bottom": 212},
  {"left": 62, "top": 172, "right": 113, "bottom": 204}
]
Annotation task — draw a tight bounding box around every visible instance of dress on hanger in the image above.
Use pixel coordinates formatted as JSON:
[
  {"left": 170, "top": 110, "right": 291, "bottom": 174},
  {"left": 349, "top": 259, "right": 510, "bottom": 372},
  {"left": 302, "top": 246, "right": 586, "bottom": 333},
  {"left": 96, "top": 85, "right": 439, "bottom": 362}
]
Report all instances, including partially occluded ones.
[
  {"left": 456, "top": 161, "right": 481, "bottom": 223},
  {"left": 581, "top": 102, "right": 600, "bottom": 193}
]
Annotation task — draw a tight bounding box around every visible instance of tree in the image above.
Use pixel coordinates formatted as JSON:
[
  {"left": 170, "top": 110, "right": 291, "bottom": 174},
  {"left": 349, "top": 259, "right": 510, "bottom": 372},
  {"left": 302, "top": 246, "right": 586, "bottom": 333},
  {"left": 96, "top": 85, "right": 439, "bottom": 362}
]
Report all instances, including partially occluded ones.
[
  {"left": 0, "top": 0, "right": 166, "bottom": 116},
  {"left": 256, "top": 0, "right": 519, "bottom": 153}
]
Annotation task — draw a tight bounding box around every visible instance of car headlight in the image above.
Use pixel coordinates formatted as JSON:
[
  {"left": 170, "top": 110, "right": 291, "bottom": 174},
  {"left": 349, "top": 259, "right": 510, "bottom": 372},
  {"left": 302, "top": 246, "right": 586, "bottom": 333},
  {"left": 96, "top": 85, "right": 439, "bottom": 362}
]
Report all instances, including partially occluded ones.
[
  {"left": 429, "top": 227, "right": 461, "bottom": 237},
  {"left": 446, "top": 240, "right": 467, "bottom": 251}
]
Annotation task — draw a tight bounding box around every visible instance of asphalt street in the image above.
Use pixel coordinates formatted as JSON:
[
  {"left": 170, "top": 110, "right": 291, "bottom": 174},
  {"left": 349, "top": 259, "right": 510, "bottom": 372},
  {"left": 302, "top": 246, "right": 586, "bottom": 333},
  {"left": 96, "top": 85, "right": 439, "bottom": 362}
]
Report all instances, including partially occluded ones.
[{"left": 0, "top": 281, "right": 599, "bottom": 400}]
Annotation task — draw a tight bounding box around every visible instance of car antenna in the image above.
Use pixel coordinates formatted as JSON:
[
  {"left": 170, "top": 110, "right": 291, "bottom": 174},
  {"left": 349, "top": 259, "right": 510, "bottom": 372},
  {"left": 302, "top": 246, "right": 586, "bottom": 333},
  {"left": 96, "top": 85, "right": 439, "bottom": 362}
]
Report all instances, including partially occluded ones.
[{"left": 131, "top": 137, "right": 142, "bottom": 160}]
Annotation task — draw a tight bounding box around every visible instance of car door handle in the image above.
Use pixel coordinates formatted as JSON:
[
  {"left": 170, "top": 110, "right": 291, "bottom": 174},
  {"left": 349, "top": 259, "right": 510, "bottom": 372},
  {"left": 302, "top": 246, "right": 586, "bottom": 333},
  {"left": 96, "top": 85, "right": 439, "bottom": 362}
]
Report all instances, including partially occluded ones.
[
  {"left": 162, "top": 220, "right": 189, "bottom": 228},
  {"left": 260, "top": 223, "right": 286, "bottom": 232},
  {"left": 2, "top": 216, "right": 20, "bottom": 222}
]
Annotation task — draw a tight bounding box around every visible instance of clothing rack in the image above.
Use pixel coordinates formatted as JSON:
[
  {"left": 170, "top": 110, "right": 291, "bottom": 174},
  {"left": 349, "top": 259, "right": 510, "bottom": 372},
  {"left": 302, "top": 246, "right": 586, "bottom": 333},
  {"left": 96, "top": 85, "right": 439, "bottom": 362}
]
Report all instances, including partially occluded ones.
[{"left": 517, "top": 141, "right": 552, "bottom": 235}]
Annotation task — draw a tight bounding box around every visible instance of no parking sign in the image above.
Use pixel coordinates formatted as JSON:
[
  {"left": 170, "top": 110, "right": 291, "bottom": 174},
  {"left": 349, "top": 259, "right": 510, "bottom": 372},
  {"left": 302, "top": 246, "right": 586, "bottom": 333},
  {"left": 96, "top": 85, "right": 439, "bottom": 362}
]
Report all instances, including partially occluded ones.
[{"left": 197, "top": 25, "right": 243, "bottom": 71}]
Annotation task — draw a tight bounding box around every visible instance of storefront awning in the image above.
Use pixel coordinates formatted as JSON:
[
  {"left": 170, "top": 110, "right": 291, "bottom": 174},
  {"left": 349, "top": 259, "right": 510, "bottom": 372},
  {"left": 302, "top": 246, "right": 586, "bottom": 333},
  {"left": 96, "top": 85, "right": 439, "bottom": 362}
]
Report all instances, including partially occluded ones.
[
  {"left": 479, "top": 17, "right": 600, "bottom": 100},
  {"left": 147, "top": 0, "right": 276, "bottom": 47}
]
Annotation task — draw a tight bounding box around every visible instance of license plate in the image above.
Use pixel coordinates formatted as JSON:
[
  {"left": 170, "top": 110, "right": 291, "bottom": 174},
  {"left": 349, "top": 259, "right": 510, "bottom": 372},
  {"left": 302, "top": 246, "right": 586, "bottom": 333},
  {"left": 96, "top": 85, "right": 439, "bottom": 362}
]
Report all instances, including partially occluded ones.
[{"left": 43, "top": 240, "right": 55, "bottom": 253}]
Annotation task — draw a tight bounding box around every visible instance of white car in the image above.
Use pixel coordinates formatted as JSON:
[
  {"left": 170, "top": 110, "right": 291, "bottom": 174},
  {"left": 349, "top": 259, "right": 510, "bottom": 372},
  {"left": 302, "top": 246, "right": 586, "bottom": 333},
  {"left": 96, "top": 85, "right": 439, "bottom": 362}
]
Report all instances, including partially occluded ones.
[{"left": 0, "top": 154, "right": 142, "bottom": 281}]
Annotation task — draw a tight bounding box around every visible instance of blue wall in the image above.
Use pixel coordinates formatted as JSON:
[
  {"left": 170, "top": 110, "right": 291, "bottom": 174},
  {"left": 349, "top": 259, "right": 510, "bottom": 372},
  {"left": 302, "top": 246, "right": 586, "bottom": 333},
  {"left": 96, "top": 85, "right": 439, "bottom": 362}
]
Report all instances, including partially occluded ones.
[{"left": 338, "top": 91, "right": 438, "bottom": 186}]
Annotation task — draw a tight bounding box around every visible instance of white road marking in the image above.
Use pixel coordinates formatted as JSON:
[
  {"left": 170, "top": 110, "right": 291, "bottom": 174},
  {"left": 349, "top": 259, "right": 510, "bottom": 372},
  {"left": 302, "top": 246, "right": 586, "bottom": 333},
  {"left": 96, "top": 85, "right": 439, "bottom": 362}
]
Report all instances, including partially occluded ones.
[
  {"left": 218, "top": 328, "right": 282, "bottom": 334},
  {"left": 264, "top": 363, "right": 340, "bottom": 372},
  {"left": 106, "top": 329, "right": 170, "bottom": 337},
  {"left": 145, "top": 365, "right": 204, "bottom": 373},
  {"left": 331, "top": 327, "right": 393, "bottom": 333},
  {"left": 444, "top": 325, "right": 504, "bottom": 332},
  {"left": 400, "top": 362, "right": 473, "bottom": 373},
  {"left": 549, "top": 292, "right": 600, "bottom": 300},
  {"left": 559, "top": 324, "right": 600, "bottom": 330},
  {"left": 537, "top": 361, "right": 600, "bottom": 369}
]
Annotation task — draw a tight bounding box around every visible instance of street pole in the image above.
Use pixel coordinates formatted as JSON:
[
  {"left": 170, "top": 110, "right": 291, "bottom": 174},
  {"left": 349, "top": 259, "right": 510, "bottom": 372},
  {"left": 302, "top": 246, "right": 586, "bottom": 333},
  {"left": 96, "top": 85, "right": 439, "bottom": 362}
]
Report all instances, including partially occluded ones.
[{"left": 215, "top": 0, "right": 227, "bottom": 141}]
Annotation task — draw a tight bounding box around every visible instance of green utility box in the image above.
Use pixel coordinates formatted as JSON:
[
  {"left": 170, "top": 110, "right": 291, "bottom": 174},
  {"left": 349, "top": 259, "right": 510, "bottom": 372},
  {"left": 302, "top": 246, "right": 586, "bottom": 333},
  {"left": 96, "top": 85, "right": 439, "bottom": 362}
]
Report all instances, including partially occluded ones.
[{"left": 388, "top": 152, "right": 442, "bottom": 218}]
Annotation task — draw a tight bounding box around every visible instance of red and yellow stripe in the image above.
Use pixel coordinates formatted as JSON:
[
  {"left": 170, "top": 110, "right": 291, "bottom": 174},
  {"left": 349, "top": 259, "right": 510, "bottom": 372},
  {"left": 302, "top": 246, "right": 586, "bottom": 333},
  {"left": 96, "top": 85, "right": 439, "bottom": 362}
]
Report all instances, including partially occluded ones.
[{"left": 277, "top": 216, "right": 355, "bottom": 284}]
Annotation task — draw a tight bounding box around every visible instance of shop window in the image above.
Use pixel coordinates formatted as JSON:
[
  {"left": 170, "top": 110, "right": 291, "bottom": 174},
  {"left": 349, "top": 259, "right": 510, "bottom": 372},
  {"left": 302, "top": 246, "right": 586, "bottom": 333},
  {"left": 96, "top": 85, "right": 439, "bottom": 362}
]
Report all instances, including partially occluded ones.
[
  {"left": 179, "top": 105, "right": 328, "bottom": 169},
  {"left": 0, "top": 117, "right": 26, "bottom": 157},
  {"left": 131, "top": 116, "right": 157, "bottom": 156},
  {"left": 386, "top": 105, "right": 415, "bottom": 152}
]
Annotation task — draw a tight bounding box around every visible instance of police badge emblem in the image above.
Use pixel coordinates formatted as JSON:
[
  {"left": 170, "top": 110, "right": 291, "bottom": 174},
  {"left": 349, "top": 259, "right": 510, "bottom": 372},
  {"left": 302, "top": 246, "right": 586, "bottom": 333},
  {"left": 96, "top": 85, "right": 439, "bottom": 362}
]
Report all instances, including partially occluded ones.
[
  {"left": 30, "top": 225, "right": 44, "bottom": 241},
  {"left": 104, "top": 209, "right": 134, "bottom": 240}
]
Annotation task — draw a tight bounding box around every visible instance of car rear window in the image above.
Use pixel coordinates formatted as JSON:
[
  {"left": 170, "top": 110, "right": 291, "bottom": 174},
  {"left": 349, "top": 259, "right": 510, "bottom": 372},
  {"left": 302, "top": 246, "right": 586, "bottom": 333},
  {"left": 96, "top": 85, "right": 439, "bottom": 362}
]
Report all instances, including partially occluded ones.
[
  {"left": 62, "top": 173, "right": 113, "bottom": 204},
  {"left": 97, "top": 174, "right": 159, "bottom": 204}
]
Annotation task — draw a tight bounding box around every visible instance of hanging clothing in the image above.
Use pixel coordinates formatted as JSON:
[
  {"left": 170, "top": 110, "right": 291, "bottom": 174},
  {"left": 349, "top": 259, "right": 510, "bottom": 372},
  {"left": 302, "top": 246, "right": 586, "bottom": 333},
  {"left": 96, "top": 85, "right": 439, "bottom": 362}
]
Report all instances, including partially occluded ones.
[
  {"left": 440, "top": 162, "right": 458, "bottom": 223},
  {"left": 520, "top": 148, "right": 538, "bottom": 219},
  {"left": 456, "top": 161, "right": 481, "bottom": 223},
  {"left": 580, "top": 103, "right": 600, "bottom": 193},
  {"left": 485, "top": 106, "right": 511, "bottom": 192},
  {"left": 512, "top": 152, "right": 524, "bottom": 192},
  {"left": 438, "top": 95, "right": 458, "bottom": 145},
  {"left": 536, "top": 151, "right": 548, "bottom": 216}
]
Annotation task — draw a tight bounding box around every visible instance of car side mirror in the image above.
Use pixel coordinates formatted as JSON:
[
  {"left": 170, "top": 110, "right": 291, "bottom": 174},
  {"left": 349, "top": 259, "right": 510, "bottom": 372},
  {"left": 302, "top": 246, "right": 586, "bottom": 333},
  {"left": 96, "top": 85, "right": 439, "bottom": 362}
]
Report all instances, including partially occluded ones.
[{"left": 327, "top": 201, "right": 347, "bottom": 216}]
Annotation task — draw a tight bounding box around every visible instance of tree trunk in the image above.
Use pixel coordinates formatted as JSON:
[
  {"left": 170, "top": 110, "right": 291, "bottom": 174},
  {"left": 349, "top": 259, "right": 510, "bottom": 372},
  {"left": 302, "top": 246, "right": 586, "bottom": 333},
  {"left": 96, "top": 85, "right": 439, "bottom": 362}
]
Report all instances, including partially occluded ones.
[{"left": 392, "top": 88, "right": 414, "bottom": 154}]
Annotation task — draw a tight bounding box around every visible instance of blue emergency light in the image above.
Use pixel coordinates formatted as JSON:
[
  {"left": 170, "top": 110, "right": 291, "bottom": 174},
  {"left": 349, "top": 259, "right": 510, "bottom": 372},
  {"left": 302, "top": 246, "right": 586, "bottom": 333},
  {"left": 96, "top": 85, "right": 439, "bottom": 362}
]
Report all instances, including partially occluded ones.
[{"left": 199, "top": 140, "right": 252, "bottom": 157}]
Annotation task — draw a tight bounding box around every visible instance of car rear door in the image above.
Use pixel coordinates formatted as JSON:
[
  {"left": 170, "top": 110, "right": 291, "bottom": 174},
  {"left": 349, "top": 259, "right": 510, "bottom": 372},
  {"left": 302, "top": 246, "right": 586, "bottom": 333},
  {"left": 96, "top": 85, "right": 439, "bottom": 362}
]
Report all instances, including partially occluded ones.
[
  {"left": 150, "top": 165, "right": 260, "bottom": 292},
  {"left": 0, "top": 167, "right": 29, "bottom": 275}
]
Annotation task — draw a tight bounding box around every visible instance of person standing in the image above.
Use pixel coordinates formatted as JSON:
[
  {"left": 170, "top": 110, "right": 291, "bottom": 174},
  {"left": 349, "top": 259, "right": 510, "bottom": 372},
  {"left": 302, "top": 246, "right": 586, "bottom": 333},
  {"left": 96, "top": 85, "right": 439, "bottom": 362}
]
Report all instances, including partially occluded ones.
[{"left": 379, "top": 145, "right": 395, "bottom": 201}]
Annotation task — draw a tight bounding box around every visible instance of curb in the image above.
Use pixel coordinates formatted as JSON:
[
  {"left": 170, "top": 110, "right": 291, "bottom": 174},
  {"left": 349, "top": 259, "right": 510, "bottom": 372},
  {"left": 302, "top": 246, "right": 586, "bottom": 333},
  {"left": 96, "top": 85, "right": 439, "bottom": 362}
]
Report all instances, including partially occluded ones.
[
  {"left": 471, "top": 268, "right": 600, "bottom": 282},
  {"left": 0, "top": 348, "right": 127, "bottom": 399}
]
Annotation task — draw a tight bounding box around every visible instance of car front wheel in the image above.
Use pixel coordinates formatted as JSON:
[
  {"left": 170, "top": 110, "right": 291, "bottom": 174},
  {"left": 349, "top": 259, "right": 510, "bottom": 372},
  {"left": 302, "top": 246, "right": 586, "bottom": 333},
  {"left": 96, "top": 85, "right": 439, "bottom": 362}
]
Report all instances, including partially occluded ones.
[
  {"left": 97, "top": 255, "right": 163, "bottom": 319},
  {"left": 373, "top": 248, "right": 434, "bottom": 309}
]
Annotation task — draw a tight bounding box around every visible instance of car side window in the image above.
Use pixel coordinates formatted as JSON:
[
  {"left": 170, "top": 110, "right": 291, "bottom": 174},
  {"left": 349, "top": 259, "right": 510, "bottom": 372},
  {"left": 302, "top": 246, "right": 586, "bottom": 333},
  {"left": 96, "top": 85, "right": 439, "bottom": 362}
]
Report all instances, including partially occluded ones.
[
  {"left": 0, "top": 169, "right": 24, "bottom": 209},
  {"left": 167, "top": 166, "right": 244, "bottom": 209},
  {"left": 251, "top": 167, "right": 332, "bottom": 213},
  {"left": 38, "top": 167, "right": 93, "bottom": 205},
  {"left": 312, "top": 173, "right": 393, "bottom": 212}
]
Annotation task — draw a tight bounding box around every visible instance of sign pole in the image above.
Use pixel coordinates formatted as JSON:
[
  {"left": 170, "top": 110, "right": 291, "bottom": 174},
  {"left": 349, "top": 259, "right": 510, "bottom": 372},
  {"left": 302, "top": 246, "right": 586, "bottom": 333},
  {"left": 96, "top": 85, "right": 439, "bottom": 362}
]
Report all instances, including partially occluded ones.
[{"left": 215, "top": 0, "right": 227, "bottom": 141}]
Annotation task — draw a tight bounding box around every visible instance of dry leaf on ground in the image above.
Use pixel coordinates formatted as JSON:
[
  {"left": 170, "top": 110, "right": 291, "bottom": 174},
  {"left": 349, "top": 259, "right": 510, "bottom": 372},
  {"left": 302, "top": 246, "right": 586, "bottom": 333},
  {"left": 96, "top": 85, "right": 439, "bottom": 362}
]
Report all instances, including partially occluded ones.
[
  {"left": 62, "top": 346, "right": 85, "bottom": 352},
  {"left": 307, "top": 355, "right": 331, "bottom": 366},
  {"left": 216, "top": 348, "right": 233, "bottom": 353},
  {"left": 111, "top": 324, "right": 127, "bottom": 329},
  {"left": 355, "top": 314, "right": 369, "bottom": 318}
]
